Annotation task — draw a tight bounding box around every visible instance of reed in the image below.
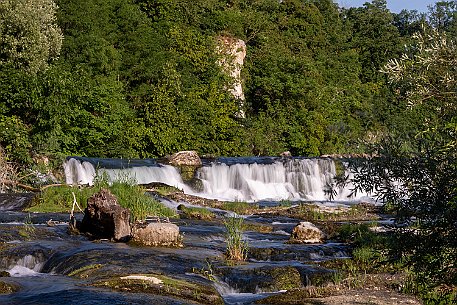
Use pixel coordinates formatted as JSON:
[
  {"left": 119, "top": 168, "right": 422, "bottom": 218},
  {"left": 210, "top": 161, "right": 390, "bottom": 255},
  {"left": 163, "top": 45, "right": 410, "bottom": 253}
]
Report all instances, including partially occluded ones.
[{"left": 224, "top": 216, "right": 248, "bottom": 261}]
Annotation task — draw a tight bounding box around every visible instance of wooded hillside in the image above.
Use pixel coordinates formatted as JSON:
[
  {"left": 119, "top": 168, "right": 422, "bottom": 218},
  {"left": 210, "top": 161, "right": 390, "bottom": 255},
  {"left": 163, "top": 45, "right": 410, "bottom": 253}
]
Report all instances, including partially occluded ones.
[{"left": 1, "top": 0, "right": 456, "bottom": 163}]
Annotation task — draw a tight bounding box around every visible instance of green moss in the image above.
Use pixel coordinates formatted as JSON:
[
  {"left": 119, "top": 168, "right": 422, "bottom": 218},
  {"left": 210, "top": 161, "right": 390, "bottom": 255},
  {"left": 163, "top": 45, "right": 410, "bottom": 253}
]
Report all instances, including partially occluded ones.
[
  {"left": 334, "top": 159, "right": 346, "bottom": 177},
  {"left": 177, "top": 205, "right": 215, "bottom": 220},
  {"left": 0, "top": 281, "right": 18, "bottom": 294},
  {"left": 93, "top": 274, "right": 223, "bottom": 305},
  {"left": 243, "top": 222, "right": 273, "bottom": 233},
  {"left": 255, "top": 286, "right": 339, "bottom": 304},
  {"left": 68, "top": 264, "right": 103, "bottom": 278},
  {"left": 270, "top": 267, "right": 303, "bottom": 290},
  {"left": 153, "top": 185, "right": 182, "bottom": 196},
  {"left": 221, "top": 201, "right": 258, "bottom": 215}
]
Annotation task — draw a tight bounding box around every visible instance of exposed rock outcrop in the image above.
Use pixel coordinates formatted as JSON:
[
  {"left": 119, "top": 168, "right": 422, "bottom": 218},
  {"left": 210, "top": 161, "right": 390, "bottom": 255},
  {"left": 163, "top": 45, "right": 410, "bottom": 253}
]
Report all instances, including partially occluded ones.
[
  {"left": 167, "top": 151, "right": 202, "bottom": 167},
  {"left": 289, "top": 221, "right": 325, "bottom": 244},
  {"left": 79, "top": 189, "right": 131, "bottom": 242},
  {"left": 0, "top": 193, "right": 36, "bottom": 211},
  {"left": 131, "top": 222, "right": 180, "bottom": 247},
  {"left": 217, "top": 36, "right": 246, "bottom": 118}
]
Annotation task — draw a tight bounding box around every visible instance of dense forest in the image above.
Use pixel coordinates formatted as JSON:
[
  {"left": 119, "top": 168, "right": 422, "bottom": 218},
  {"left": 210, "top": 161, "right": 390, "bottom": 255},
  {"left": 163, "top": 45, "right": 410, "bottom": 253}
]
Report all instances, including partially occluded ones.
[{"left": 0, "top": 0, "right": 456, "bottom": 164}]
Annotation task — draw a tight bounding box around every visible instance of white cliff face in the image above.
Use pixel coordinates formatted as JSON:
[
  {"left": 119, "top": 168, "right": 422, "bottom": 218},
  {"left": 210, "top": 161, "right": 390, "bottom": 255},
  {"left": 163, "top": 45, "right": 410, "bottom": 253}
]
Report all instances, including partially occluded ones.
[{"left": 217, "top": 36, "right": 246, "bottom": 118}]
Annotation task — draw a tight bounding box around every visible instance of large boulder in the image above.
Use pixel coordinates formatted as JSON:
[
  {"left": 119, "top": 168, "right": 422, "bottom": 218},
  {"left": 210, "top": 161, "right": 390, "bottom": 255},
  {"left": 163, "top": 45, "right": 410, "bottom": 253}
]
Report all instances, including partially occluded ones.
[
  {"left": 167, "top": 151, "right": 202, "bottom": 167},
  {"left": 289, "top": 222, "right": 325, "bottom": 244},
  {"left": 131, "top": 222, "right": 180, "bottom": 247},
  {"left": 79, "top": 189, "right": 131, "bottom": 242},
  {"left": 166, "top": 151, "right": 202, "bottom": 183}
]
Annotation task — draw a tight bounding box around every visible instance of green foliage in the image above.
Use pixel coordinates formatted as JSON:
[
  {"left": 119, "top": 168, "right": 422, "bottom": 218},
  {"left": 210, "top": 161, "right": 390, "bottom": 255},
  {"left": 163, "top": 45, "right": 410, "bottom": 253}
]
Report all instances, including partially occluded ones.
[
  {"left": 0, "top": 115, "right": 31, "bottom": 163},
  {"left": 340, "top": 26, "right": 457, "bottom": 300},
  {"left": 0, "top": 0, "right": 63, "bottom": 74},
  {"left": 0, "top": 0, "right": 454, "bottom": 164}
]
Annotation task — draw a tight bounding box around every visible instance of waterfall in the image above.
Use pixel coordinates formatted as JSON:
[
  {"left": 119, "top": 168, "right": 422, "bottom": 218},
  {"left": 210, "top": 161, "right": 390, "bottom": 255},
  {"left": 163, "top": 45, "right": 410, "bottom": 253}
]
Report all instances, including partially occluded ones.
[
  {"left": 64, "top": 157, "right": 190, "bottom": 192},
  {"left": 197, "top": 159, "right": 340, "bottom": 202},
  {"left": 64, "top": 157, "right": 367, "bottom": 202}
]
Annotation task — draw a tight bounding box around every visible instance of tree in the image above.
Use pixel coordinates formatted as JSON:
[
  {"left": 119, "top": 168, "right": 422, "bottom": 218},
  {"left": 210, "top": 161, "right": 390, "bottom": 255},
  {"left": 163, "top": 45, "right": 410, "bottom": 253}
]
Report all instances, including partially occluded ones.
[
  {"left": 428, "top": 1, "right": 457, "bottom": 35},
  {"left": 341, "top": 28, "right": 456, "bottom": 300},
  {"left": 344, "top": 0, "right": 402, "bottom": 83},
  {"left": 0, "top": 0, "right": 63, "bottom": 74}
]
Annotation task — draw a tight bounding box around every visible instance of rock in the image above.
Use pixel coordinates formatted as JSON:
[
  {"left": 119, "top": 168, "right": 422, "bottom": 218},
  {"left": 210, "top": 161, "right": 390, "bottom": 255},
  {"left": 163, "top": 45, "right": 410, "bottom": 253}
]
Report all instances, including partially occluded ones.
[
  {"left": 167, "top": 151, "right": 202, "bottom": 167},
  {"left": 217, "top": 36, "right": 246, "bottom": 118},
  {"left": 120, "top": 275, "right": 163, "bottom": 284},
  {"left": 289, "top": 222, "right": 325, "bottom": 244},
  {"left": 166, "top": 151, "right": 202, "bottom": 183},
  {"left": 79, "top": 189, "right": 131, "bottom": 242},
  {"left": 131, "top": 222, "right": 180, "bottom": 247},
  {"left": 280, "top": 151, "right": 292, "bottom": 157},
  {"left": 0, "top": 193, "right": 36, "bottom": 211}
]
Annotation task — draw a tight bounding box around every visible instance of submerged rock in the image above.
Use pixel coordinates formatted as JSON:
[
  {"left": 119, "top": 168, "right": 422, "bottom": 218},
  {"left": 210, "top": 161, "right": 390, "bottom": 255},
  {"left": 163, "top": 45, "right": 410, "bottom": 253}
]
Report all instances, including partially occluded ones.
[
  {"left": 131, "top": 222, "right": 180, "bottom": 247},
  {"left": 79, "top": 189, "right": 131, "bottom": 242},
  {"left": 289, "top": 222, "right": 325, "bottom": 244}
]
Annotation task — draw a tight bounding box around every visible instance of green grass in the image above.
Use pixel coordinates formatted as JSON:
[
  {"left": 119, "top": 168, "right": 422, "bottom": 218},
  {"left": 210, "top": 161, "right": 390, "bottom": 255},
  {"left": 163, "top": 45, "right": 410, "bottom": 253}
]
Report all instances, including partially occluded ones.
[
  {"left": 27, "top": 174, "right": 177, "bottom": 222},
  {"left": 221, "top": 201, "right": 258, "bottom": 215},
  {"left": 178, "top": 205, "right": 215, "bottom": 220},
  {"left": 224, "top": 216, "right": 248, "bottom": 261}
]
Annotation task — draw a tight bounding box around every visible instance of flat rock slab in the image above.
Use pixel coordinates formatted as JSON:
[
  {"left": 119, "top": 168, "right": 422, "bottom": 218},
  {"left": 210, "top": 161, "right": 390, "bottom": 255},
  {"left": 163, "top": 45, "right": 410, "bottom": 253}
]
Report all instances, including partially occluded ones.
[
  {"left": 0, "top": 193, "right": 36, "bottom": 211},
  {"left": 167, "top": 151, "right": 202, "bottom": 167},
  {"left": 306, "top": 289, "right": 421, "bottom": 305},
  {"left": 131, "top": 222, "right": 180, "bottom": 247}
]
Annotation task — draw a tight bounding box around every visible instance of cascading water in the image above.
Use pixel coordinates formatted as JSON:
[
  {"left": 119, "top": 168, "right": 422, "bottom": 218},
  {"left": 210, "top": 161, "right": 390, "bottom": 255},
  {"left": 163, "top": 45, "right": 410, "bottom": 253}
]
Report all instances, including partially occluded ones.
[
  {"left": 197, "top": 158, "right": 338, "bottom": 201},
  {"left": 64, "top": 157, "right": 367, "bottom": 202},
  {"left": 64, "top": 157, "right": 190, "bottom": 192}
]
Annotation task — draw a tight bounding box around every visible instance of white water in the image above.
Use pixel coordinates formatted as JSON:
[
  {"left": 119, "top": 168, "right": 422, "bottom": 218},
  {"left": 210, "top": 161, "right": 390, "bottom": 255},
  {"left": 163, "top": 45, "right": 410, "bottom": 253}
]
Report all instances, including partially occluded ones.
[
  {"left": 64, "top": 157, "right": 370, "bottom": 202},
  {"left": 6, "top": 254, "right": 45, "bottom": 277},
  {"left": 64, "top": 158, "right": 190, "bottom": 191},
  {"left": 197, "top": 159, "right": 339, "bottom": 201}
]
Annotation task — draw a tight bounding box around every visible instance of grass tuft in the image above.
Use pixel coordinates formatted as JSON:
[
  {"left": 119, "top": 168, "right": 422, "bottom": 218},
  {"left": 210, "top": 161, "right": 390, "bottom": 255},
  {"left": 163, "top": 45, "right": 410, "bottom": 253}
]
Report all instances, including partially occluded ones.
[{"left": 224, "top": 216, "right": 248, "bottom": 261}]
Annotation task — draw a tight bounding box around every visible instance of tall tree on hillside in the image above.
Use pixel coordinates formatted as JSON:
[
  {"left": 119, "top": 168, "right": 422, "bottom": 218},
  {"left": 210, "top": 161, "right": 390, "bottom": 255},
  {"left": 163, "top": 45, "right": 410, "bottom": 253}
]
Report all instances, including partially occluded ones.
[
  {"left": 344, "top": 0, "right": 401, "bottom": 83},
  {"left": 0, "top": 0, "right": 63, "bottom": 74},
  {"left": 428, "top": 1, "right": 457, "bottom": 35}
]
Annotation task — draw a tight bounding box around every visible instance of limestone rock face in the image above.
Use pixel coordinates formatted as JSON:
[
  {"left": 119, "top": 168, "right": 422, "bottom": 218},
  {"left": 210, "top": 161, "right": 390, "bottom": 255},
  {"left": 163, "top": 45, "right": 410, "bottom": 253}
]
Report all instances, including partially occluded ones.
[
  {"left": 80, "top": 189, "right": 131, "bottom": 241},
  {"left": 289, "top": 222, "right": 325, "bottom": 244},
  {"left": 131, "top": 222, "right": 180, "bottom": 247},
  {"left": 167, "top": 151, "right": 202, "bottom": 167},
  {"left": 217, "top": 36, "right": 246, "bottom": 118}
]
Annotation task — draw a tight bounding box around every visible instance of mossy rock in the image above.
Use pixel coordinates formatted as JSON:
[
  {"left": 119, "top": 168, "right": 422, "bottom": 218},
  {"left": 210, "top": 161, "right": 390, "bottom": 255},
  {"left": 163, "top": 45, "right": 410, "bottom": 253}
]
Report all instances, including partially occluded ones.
[
  {"left": 334, "top": 159, "right": 346, "bottom": 177},
  {"left": 179, "top": 165, "right": 198, "bottom": 182},
  {"left": 219, "top": 265, "right": 304, "bottom": 293},
  {"left": 269, "top": 266, "right": 303, "bottom": 291},
  {"left": 68, "top": 264, "right": 103, "bottom": 278},
  {"left": 186, "top": 177, "right": 204, "bottom": 192},
  {"left": 177, "top": 204, "right": 215, "bottom": 220},
  {"left": 255, "top": 285, "right": 340, "bottom": 304},
  {"left": 93, "top": 274, "right": 223, "bottom": 305},
  {"left": 0, "top": 281, "right": 19, "bottom": 294}
]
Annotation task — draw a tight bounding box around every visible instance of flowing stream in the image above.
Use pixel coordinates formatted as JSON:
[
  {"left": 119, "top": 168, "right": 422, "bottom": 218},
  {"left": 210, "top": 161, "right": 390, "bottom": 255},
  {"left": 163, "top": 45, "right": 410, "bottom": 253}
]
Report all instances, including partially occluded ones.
[{"left": 0, "top": 156, "right": 382, "bottom": 304}]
